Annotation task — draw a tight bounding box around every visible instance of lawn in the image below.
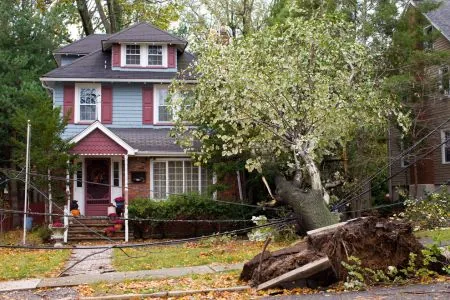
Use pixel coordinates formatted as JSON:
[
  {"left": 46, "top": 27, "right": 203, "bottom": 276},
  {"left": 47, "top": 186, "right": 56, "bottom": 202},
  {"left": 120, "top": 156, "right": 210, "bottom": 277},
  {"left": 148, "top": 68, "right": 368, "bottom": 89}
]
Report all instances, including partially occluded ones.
[
  {"left": 414, "top": 228, "right": 450, "bottom": 243},
  {"left": 113, "top": 240, "right": 293, "bottom": 272},
  {"left": 0, "top": 248, "right": 70, "bottom": 280}
]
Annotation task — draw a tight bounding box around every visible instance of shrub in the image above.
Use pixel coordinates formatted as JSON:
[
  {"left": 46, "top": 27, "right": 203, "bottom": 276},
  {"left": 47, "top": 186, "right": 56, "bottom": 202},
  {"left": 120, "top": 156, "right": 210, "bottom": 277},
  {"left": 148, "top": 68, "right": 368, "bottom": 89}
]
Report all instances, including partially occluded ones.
[
  {"left": 128, "top": 193, "right": 260, "bottom": 220},
  {"left": 400, "top": 190, "right": 450, "bottom": 230}
]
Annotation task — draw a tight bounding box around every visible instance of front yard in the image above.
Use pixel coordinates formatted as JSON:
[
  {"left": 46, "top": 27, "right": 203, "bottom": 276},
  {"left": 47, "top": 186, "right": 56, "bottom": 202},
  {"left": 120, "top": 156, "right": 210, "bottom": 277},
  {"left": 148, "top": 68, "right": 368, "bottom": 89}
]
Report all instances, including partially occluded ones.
[
  {"left": 0, "top": 248, "right": 70, "bottom": 280},
  {"left": 113, "top": 239, "right": 292, "bottom": 271}
]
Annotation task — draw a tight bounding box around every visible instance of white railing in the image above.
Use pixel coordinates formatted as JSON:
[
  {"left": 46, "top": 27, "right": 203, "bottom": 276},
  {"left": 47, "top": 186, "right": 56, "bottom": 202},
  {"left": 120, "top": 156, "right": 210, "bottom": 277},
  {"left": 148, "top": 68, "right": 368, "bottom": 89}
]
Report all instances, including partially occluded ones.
[{"left": 63, "top": 205, "right": 69, "bottom": 243}]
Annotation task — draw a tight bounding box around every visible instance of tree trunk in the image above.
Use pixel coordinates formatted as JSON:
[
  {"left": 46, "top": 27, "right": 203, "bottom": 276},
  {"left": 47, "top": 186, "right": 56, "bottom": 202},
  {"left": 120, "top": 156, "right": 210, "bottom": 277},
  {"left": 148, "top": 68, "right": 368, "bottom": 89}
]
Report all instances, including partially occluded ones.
[
  {"left": 298, "top": 151, "right": 330, "bottom": 204},
  {"left": 9, "top": 162, "right": 19, "bottom": 227},
  {"left": 95, "top": 0, "right": 111, "bottom": 33},
  {"left": 107, "top": 0, "right": 123, "bottom": 33},
  {"left": 76, "top": 0, "right": 94, "bottom": 36},
  {"left": 275, "top": 176, "right": 338, "bottom": 231}
]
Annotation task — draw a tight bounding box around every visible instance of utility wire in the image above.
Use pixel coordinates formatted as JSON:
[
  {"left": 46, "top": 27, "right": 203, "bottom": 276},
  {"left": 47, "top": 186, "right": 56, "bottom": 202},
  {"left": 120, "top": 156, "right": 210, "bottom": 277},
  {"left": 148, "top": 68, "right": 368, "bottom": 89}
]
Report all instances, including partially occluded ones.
[{"left": 0, "top": 218, "right": 295, "bottom": 250}]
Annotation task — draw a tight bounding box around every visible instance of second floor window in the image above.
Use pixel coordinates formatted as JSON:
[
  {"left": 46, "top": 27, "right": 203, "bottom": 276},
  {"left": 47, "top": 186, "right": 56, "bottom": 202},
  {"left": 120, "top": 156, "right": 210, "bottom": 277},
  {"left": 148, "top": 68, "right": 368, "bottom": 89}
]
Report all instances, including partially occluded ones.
[
  {"left": 439, "top": 66, "right": 450, "bottom": 96},
  {"left": 126, "top": 45, "right": 140, "bottom": 65},
  {"left": 79, "top": 88, "right": 98, "bottom": 121},
  {"left": 148, "top": 46, "right": 163, "bottom": 66},
  {"left": 157, "top": 86, "right": 173, "bottom": 122}
]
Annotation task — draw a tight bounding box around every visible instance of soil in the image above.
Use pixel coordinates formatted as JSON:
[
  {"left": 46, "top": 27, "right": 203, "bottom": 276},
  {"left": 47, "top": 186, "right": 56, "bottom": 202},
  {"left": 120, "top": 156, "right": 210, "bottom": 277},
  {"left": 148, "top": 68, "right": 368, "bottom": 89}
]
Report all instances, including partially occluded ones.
[{"left": 240, "top": 217, "right": 443, "bottom": 287}]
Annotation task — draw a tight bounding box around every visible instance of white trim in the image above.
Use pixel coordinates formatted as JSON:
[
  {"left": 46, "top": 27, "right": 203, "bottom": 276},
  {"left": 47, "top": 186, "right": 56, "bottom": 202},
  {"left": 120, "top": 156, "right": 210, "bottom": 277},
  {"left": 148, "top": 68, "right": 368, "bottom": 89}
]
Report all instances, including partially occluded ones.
[
  {"left": 153, "top": 84, "right": 173, "bottom": 124},
  {"left": 134, "top": 152, "right": 191, "bottom": 157},
  {"left": 150, "top": 159, "right": 154, "bottom": 199},
  {"left": 75, "top": 83, "right": 101, "bottom": 123},
  {"left": 41, "top": 78, "right": 197, "bottom": 83},
  {"left": 121, "top": 43, "right": 168, "bottom": 68},
  {"left": 441, "top": 130, "right": 450, "bottom": 164},
  {"left": 70, "top": 121, "right": 137, "bottom": 155}
]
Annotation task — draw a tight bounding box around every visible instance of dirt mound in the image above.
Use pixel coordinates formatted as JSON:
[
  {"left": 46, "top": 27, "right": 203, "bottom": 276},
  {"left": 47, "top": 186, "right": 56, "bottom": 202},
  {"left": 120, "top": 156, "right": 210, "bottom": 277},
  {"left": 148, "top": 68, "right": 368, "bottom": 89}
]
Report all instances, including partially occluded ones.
[{"left": 240, "top": 217, "right": 428, "bottom": 286}]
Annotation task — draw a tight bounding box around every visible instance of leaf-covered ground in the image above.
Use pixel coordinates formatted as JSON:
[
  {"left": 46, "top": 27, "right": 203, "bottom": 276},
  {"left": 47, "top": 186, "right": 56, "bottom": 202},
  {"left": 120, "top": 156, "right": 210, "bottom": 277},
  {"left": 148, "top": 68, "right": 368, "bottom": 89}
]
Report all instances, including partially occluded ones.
[
  {"left": 0, "top": 249, "right": 70, "bottom": 280},
  {"left": 113, "top": 240, "right": 292, "bottom": 271}
]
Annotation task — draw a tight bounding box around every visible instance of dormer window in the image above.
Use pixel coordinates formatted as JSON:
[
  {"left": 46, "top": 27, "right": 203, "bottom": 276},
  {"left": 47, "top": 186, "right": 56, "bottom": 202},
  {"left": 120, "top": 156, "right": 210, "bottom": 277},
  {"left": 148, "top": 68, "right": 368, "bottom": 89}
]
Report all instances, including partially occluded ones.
[
  {"left": 148, "top": 46, "right": 163, "bottom": 66},
  {"left": 126, "top": 45, "right": 140, "bottom": 65},
  {"left": 121, "top": 44, "right": 169, "bottom": 68}
]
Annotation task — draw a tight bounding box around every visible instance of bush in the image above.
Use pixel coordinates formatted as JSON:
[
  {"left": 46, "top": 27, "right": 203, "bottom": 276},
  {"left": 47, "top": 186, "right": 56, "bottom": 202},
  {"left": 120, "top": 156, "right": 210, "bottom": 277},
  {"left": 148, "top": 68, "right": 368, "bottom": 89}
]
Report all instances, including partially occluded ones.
[
  {"left": 400, "top": 190, "right": 450, "bottom": 230},
  {"left": 128, "top": 193, "right": 259, "bottom": 220}
]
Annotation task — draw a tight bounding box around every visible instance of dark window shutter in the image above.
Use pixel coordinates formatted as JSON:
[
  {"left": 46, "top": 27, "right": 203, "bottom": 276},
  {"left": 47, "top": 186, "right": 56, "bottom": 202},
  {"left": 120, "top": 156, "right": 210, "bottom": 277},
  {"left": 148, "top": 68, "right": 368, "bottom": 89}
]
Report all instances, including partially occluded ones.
[
  {"left": 142, "top": 86, "right": 153, "bottom": 124},
  {"left": 168, "top": 46, "right": 176, "bottom": 68},
  {"left": 101, "top": 85, "right": 113, "bottom": 124},
  {"left": 112, "top": 44, "right": 121, "bottom": 67},
  {"left": 63, "top": 84, "right": 75, "bottom": 124}
]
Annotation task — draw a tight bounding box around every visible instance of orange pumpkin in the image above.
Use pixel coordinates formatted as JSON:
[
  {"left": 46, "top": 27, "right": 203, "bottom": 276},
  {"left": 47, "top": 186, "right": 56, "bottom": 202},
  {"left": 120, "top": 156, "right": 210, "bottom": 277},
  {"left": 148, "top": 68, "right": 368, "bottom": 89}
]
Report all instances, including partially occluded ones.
[{"left": 71, "top": 209, "right": 80, "bottom": 217}]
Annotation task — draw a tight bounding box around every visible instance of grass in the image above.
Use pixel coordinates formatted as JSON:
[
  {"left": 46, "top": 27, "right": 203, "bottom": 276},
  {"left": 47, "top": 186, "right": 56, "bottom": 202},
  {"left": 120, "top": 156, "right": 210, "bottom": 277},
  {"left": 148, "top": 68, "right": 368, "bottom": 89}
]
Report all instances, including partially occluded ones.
[
  {"left": 0, "top": 229, "right": 70, "bottom": 281},
  {"left": 0, "top": 248, "right": 70, "bottom": 280},
  {"left": 113, "top": 239, "right": 293, "bottom": 272},
  {"left": 414, "top": 228, "right": 450, "bottom": 243}
]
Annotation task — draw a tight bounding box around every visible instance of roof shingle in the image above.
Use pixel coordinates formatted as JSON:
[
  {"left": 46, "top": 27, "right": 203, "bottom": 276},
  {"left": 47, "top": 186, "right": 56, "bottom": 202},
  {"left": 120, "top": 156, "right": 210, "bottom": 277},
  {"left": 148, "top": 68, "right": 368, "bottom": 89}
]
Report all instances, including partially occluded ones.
[{"left": 54, "top": 34, "right": 110, "bottom": 54}]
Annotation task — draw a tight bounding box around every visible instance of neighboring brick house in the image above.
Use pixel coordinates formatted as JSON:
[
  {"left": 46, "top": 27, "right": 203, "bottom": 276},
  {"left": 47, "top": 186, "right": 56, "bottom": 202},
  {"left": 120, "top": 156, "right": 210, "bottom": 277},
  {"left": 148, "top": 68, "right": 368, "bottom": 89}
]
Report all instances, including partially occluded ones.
[
  {"left": 389, "top": 0, "right": 450, "bottom": 199},
  {"left": 40, "top": 23, "right": 214, "bottom": 219}
]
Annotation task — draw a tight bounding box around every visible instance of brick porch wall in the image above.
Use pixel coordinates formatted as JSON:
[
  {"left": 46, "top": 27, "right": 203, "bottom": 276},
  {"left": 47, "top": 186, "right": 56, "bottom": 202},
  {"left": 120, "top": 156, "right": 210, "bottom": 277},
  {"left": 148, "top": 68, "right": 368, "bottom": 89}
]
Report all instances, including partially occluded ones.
[{"left": 128, "top": 157, "right": 150, "bottom": 200}]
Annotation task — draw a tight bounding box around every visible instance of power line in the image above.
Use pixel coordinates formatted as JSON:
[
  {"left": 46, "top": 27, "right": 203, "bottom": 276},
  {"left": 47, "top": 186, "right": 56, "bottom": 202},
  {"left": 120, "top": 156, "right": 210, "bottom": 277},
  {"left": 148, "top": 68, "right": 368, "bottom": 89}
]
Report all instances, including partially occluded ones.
[
  {"left": 334, "top": 135, "right": 450, "bottom": 210},
  {"left": 333, "top": 115, "right": 450, "bottom": 210},
  {"left": 0, "top": 167, "right": 287, "bottom": 212},
  {"left": 0, "top": 218, "right": 295, "bottom": 250}
]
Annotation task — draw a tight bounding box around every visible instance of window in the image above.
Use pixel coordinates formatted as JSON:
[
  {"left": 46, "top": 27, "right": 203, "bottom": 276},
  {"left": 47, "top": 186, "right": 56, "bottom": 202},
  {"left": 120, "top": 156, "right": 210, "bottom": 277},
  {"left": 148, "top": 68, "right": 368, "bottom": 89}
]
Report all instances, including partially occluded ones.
[
  {"left": 400, "top": 141, "right": 410, "bottom": 168},
  {"left": 155, "top": 85, "right": 173, "bottom": 122},
  {"left": 75, "top": 84, "right": 101, "bottom": 123},
  {"left": 113, "top": 162, "right": 120, "bottom": 187},
  {"left": 79, "top": 88, "right": 98, "bottom": 121},
  {"left": 423, "top": 25, "right": 433, "bottom": 50},
  {"left": 152, "top": 160, "right": 213, "bottom": 199},
  {"left": 126, "top": 45, "right": 140, "bottom": 65},
  {"left": 121, "top": 44, "right": 168, "bottom": 67},
  {"left": 439, "top": 66, "right": 450, "bottom": 96},
  {"left": 148, "top": 45, "right": 163, "bottom": 66},
  {"left": 442, "top": 130, "right": 450, "bottom": 163}
]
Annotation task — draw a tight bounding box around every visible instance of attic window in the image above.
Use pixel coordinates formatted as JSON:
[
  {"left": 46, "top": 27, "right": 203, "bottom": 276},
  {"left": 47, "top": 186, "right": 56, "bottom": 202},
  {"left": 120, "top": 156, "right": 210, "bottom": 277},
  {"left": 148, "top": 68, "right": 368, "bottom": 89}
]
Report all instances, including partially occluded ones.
[
  {"left": 126, "top": 45, "right": 140, "bottom": 65},
  {"left": 148, "top": 45, "right": 163, "bottom": 65}
]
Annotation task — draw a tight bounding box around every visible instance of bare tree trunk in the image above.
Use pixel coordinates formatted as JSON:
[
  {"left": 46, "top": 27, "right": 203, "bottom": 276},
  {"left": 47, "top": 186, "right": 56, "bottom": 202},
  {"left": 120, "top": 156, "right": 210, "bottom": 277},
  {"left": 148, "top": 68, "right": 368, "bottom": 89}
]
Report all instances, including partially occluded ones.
[
  {"left": 95, "top": 0, "right": 111, "bottom": 33},
  {"left": 275, "top": 176, "right": 338, "bottom": 231},
  {"left": 107, "top": 0, "right": 123, "bottom": 33},
  {"left": 9, "top": 162, "right": 19, "bottom": 227},
  {"left": 76, "top": 0, "right": 94, "bottom": 36},
  {"left": 298, "top": 151, "right": 330, "bottom": 204}
]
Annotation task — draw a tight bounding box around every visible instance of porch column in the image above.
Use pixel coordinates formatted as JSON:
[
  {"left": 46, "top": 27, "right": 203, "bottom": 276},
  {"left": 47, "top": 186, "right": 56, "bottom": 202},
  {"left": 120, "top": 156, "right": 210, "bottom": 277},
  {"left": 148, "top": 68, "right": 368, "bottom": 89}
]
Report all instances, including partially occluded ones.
[
  {"left": 124, "top": 154, "right": 129, "bottom": 242},
  {"left": 64, "top": 161, "right": 70, "bottom": 243}
]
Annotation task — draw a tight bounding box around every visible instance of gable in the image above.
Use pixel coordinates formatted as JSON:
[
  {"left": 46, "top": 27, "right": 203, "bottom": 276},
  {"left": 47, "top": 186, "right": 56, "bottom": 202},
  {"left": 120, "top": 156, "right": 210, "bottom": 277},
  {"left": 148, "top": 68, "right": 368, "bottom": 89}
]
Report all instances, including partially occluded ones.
[{"left": 69, "top": 129, "right": 127, "bottom": 155}]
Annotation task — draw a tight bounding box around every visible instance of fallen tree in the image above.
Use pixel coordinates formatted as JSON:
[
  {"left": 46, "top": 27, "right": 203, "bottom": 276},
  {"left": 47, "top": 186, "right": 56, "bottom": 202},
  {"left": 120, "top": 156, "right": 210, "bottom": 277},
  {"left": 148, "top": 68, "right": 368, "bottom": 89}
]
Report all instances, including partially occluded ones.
[{"left": 240, "top": 217, "right": 446, "bottom": 288}]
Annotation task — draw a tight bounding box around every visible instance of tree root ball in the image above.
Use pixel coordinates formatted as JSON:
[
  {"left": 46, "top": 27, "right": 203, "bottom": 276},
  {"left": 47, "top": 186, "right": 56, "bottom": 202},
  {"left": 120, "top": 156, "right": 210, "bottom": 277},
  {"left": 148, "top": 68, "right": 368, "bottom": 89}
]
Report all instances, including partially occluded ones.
[{"left": 240, "top": 217, "right": 440, "bottom": 287}]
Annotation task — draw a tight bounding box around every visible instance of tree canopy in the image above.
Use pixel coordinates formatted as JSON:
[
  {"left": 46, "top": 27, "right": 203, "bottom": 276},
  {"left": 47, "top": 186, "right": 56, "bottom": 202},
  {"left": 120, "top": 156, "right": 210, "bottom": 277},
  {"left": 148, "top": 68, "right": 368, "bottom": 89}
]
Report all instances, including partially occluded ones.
[{"left": 171, "top": 12, "right": 404, "bottom": 203}]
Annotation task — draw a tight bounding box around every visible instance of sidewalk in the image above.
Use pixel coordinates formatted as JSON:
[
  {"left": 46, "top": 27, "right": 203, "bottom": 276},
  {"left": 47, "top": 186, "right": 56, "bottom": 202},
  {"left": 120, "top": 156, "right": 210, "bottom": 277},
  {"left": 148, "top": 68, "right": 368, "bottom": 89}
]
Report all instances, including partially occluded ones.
[{"left": 0, "top": 263, "right": 244, "bottom": 292}]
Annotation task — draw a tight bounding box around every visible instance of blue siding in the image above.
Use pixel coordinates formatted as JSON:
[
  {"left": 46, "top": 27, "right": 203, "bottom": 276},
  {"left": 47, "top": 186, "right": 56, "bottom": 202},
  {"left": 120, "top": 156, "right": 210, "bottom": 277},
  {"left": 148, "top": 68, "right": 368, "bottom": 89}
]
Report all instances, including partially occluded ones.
[
  {"left": 112, "top": 83, "right": 144, "bottom": 127},
  {"left": 53, "top": 82, "right": 172, "bottom": 140}
]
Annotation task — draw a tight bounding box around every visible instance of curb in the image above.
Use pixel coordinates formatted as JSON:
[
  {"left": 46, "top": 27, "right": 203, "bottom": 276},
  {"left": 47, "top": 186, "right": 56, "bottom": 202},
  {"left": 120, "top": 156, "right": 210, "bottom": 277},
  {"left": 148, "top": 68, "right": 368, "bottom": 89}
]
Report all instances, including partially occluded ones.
[{"left": 80, "top": 286, "right": 251, "bottom": 299}]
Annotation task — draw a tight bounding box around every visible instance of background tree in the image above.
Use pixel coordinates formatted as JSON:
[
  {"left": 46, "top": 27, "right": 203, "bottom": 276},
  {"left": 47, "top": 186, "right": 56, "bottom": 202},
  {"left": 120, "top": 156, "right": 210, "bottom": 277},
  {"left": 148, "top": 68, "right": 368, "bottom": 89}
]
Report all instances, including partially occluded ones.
[
  {"left": 171, "top": 12, "right": 402, "bottom": 230},
  {"left": 71, "top": 0, "right": 181, "bottom": 35},
  {"left": 0, "top": 0, "right": 72, "bottom": 226}
]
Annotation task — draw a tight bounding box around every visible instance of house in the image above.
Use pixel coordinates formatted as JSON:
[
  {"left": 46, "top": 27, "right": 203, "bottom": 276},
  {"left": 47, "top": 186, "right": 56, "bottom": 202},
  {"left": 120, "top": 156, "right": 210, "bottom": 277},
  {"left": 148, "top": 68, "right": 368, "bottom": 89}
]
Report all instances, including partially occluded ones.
[
  {"left": 388, "top": 0, "right": 450, "bottom": 199},
  {"left": 40, "top": 23, "right": 216, "bottom": 225}
]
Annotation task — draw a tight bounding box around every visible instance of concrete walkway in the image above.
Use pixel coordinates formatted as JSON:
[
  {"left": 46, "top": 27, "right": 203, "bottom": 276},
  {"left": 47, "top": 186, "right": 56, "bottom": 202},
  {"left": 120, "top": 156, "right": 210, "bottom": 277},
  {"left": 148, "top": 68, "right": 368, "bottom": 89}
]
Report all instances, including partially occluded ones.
[
  {"left": 61, "top": 247, "right": 115, "bottom": 276},
  {"left": 0, "top": 263, "right": 244, "bottom": 292}
]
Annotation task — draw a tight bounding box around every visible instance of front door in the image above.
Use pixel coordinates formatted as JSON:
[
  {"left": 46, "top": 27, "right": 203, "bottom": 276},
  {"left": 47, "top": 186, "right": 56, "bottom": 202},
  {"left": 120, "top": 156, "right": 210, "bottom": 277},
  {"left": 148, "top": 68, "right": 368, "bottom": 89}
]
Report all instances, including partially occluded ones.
[{"left": 85, "top": 158, "right": 110, "bottom": 216}]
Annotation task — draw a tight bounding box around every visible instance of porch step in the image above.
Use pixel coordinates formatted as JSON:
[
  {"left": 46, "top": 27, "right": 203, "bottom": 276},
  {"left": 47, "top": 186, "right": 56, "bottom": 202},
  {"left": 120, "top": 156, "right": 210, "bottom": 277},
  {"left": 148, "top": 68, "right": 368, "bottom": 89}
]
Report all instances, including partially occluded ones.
[{"left": 67, "top": 217, "right": 130, "bottom": 242}]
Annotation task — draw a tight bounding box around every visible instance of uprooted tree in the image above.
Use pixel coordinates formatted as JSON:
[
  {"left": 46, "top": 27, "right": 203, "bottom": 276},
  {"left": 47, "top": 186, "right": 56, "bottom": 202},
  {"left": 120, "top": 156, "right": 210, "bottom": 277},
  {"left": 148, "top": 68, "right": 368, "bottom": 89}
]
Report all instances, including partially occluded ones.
[{"left": 171, "top": 13, "right": 404, "bottom": 230}]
